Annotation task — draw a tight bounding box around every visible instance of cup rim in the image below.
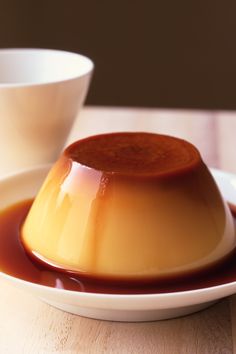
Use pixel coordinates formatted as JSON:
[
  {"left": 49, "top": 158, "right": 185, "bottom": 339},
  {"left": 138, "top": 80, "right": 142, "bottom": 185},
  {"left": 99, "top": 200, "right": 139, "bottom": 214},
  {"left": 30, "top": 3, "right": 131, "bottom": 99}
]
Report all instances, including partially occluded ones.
[{"left": 0, "top": 48, "right": 94, "bottom": 88}]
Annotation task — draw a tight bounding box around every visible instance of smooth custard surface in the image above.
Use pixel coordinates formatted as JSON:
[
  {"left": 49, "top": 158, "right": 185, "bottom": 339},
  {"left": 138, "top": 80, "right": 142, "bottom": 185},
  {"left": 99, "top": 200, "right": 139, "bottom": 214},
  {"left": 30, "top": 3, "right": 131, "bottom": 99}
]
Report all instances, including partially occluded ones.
[{"left": 21, "top": 133, "right": 235, "bottom": 279}]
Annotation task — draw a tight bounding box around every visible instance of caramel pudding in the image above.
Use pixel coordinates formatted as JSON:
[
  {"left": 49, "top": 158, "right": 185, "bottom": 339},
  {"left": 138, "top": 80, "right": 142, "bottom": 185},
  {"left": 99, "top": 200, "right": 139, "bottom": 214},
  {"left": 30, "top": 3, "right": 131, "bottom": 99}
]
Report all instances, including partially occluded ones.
[{"left": 21, "top": 132, "right": 235, "bottom": 280}]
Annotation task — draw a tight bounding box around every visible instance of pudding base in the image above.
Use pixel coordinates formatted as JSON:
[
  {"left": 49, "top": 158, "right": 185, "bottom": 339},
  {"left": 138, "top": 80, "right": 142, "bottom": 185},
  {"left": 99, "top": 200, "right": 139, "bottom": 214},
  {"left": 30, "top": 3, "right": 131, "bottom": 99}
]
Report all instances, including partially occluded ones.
[{"left": 0, "top": 199, "right": 236, "bottom": 295}]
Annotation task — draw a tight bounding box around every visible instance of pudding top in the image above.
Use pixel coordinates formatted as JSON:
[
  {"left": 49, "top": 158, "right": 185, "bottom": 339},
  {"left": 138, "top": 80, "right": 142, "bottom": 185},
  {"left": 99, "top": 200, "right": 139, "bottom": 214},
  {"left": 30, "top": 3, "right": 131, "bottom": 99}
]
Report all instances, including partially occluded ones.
[{"left": 65, "top": 132, "right": 201, "bottom": 177}]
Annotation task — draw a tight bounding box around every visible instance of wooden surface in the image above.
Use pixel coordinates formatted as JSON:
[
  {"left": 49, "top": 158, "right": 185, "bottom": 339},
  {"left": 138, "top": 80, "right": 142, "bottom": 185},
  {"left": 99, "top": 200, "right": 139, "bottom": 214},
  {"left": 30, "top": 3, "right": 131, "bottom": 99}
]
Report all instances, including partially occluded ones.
[{"left": 1, "top": 106, "right": 236, "bottom": 353}]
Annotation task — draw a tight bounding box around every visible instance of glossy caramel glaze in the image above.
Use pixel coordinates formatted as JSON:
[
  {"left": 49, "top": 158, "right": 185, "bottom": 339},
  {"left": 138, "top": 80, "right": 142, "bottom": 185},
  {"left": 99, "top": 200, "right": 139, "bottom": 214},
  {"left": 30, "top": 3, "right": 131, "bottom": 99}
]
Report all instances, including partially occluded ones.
[
  {"left": 65, "top": 132, "right": 201, "bottom": 177},
  {"left": 21, "top": 133, "right": 235, "bottom": 278},
  {"left": 0, "top": 199, "right": 236, "bottom": 294}
]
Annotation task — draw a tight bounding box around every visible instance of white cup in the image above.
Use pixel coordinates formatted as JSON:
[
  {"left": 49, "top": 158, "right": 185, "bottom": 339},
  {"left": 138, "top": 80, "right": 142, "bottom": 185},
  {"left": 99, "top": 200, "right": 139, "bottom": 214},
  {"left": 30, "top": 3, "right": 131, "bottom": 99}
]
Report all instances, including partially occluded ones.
[{"left": 0, "top": 48, "right": 94, "bottom": 176}]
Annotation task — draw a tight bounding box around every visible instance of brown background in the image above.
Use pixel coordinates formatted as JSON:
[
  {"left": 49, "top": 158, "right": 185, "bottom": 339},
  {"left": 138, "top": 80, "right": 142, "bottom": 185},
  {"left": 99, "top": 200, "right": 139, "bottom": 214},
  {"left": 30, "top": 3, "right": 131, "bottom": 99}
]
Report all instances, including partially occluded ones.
[{"left": 1, "top": 0, "right": 236, "bottom": 109}]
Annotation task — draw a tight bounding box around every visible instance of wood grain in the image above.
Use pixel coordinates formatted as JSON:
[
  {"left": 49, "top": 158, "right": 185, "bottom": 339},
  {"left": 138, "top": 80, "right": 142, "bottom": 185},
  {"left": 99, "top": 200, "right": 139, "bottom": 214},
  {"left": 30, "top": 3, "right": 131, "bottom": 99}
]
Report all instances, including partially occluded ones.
[{"left": 1, "top": 107, "right": 236, "bottom": 354}]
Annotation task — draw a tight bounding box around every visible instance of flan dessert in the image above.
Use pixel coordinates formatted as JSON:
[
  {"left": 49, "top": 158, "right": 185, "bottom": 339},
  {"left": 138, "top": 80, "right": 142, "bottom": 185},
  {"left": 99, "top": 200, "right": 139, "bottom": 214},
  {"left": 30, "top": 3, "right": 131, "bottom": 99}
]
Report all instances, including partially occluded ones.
[{"left": 21, "top": 132, "right": 236, "bottom": 280}]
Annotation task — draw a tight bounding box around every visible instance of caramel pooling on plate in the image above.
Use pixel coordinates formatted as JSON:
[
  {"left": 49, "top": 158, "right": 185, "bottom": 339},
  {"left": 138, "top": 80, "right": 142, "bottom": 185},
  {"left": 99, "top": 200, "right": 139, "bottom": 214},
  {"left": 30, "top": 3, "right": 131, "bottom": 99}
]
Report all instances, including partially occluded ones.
[{"left": 21, "top": 133, "right": 235, "bottom": 279}]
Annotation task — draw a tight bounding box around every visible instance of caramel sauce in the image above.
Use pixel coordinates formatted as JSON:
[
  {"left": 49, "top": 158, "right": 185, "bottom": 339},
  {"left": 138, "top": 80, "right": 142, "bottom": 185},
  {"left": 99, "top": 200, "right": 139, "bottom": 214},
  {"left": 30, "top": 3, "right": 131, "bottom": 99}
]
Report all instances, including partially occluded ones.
[
  {"left": 65, "top": 132, "right": 201, "bottom": 177},
  {"left": 0, "top": 199, "right": 236, "bottom": 294}
]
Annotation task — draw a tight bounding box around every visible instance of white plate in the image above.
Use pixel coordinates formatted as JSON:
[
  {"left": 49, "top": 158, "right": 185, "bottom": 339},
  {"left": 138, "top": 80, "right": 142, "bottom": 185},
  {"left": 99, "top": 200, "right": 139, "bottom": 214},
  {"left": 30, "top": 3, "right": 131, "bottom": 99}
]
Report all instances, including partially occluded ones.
[{"left": 0, "top": 165, "right": 236, "bottom": 322}]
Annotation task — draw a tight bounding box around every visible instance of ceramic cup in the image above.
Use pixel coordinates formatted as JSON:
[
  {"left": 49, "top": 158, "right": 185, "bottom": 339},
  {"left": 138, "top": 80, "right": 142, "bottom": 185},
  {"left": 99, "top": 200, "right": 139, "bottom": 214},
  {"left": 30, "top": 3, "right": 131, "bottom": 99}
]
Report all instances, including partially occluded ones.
[{"left": 0, "top": 48, "right": 94, "bottom": 176}]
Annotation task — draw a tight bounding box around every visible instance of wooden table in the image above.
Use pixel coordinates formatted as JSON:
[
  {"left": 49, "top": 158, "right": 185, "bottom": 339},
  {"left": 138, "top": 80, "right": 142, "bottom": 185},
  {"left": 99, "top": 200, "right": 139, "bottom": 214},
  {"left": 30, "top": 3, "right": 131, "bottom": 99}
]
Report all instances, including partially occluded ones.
[{"left": 0, "top": 107, "right": 236, "bottom": 353}]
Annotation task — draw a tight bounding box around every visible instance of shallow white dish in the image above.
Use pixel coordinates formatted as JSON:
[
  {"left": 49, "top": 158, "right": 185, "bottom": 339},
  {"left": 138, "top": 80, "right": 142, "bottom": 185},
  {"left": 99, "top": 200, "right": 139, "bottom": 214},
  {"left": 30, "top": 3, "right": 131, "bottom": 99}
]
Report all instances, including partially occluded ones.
[{"left": 0, "top": 165, "right": 236, "bottom": 322}]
